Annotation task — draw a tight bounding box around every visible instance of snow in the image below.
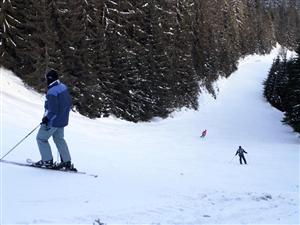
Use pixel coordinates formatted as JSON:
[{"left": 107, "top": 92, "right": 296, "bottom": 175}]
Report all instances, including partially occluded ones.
[{"left": 0, "top": 47, "right": 299, "bottom": 224}]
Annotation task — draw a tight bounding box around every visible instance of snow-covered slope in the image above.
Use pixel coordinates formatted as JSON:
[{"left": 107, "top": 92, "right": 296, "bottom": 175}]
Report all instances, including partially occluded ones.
[{"left": 1, "top": 48, "right": 299, "bottom": 224}]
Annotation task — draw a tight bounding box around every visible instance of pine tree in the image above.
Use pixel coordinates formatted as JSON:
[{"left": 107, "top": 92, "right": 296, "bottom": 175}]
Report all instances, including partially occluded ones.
[
  {"left": 192, "top": 0, "right": 218, "bottom": 96},
  {"left": 283, "top": 44, "right": 300, "bottom": 132},
  {"left": 54, "top": 0, "right": 92, "bottom": 116},
  {"left": 169, "top": 0, "right": 199, "bottom": 109},
  {"left": 0, "top": 0, "right": 28, "bottom": 74},
  {"left": 82, "top": 0, "right": 112, "bottom": 118},
  {"left": 264, "top": 55, "right": 288, "bottom": 111}
]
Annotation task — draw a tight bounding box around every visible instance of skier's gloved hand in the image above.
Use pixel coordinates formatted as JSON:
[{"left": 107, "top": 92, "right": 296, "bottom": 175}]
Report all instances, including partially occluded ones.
[{"left": 41, "top": 116, "right": 49, "bottom": 125}]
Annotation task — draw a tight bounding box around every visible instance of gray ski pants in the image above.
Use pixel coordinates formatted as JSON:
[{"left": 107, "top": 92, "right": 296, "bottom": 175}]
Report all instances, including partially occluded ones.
[{"left": 36, "top": 125, "right": 71, "bottom": 162}]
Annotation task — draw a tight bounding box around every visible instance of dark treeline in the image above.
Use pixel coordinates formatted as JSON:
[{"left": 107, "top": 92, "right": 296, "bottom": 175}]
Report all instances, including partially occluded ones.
[
  {"left": 264, "top": 44, "right": 300, "bottom": 133},
  {"left": 1, "top": 0, "right": 300, "bottom": 122}
]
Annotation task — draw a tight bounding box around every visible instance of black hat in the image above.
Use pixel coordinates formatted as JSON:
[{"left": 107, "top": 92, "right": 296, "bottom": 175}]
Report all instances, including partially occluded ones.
[{"left": 45, "top": 69, "right": 58, "bottom": 84}]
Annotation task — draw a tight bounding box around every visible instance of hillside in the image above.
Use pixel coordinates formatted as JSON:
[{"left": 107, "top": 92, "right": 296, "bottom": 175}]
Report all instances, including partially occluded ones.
[{"left": 1, "top": 47, "right": 299, "bottom": 224}]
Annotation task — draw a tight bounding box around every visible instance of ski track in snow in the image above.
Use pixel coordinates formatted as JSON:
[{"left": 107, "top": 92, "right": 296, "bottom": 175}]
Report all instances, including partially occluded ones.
[{"left": 0, "top": 47, "right": 299, "bottom": 224}]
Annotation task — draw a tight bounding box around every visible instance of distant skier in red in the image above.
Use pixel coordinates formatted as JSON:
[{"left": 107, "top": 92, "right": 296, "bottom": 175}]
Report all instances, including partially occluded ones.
[{"left": 200, "top": 129, "right": 207, "bottom": 138}]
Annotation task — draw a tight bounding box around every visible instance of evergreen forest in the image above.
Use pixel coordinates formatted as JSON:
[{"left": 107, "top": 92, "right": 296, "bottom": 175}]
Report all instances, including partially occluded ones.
[
  {"left": 1, "top": 0, "right": 300, "bottom": 122},
  {"left": 264, "top": 43, "right": 300, "bottom": 133}
]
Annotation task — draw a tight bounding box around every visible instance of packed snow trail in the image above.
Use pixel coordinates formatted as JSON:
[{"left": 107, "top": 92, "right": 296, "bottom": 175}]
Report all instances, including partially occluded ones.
[{"left": 1, "top": 47, "right": 299, "bottom": 224}]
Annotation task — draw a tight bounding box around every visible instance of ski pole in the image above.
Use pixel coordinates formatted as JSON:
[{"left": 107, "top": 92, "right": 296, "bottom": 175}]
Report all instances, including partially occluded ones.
[
  {"left": 229, "top": 155, "right": 236, "bottom": 163},
  {"left": 0, "top": 124, "right": 40, "bottom": 160}
]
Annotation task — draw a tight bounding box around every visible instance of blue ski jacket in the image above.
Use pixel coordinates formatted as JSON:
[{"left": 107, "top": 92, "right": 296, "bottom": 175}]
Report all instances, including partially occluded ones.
[
  {"left": 235, "top": 147, "right": 247, "bottom": 156},
  {"left": 44, "top": 80, "right": 72, "bottom": 127}
]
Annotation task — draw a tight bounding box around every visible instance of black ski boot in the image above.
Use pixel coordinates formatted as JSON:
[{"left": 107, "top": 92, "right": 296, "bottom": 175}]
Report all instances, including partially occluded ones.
[
  {"left": 56, "top": 161, "right": 76, "bottom": 171},
  {"left": 33, "top": 159, "right": 54, "bottom": 168}
]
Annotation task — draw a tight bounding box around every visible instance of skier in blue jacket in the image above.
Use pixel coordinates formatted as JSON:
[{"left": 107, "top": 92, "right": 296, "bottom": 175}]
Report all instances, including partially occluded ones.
[{"left": 35, "top": 69, "right": 73, "bottom": 169}]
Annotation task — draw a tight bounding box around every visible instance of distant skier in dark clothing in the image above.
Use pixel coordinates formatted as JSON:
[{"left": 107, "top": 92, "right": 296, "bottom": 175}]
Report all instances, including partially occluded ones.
[
  {"left": 200, "top": 129, "right": 207, "bottom": 138},
  {"left": 235, "top": 146, "right": 248, "bottom": 164}
]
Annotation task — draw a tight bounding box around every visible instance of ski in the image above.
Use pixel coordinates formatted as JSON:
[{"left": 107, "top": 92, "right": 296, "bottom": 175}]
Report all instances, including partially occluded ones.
[{"left": 0, "top": 159, "right": 98, "bottom": 178}]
